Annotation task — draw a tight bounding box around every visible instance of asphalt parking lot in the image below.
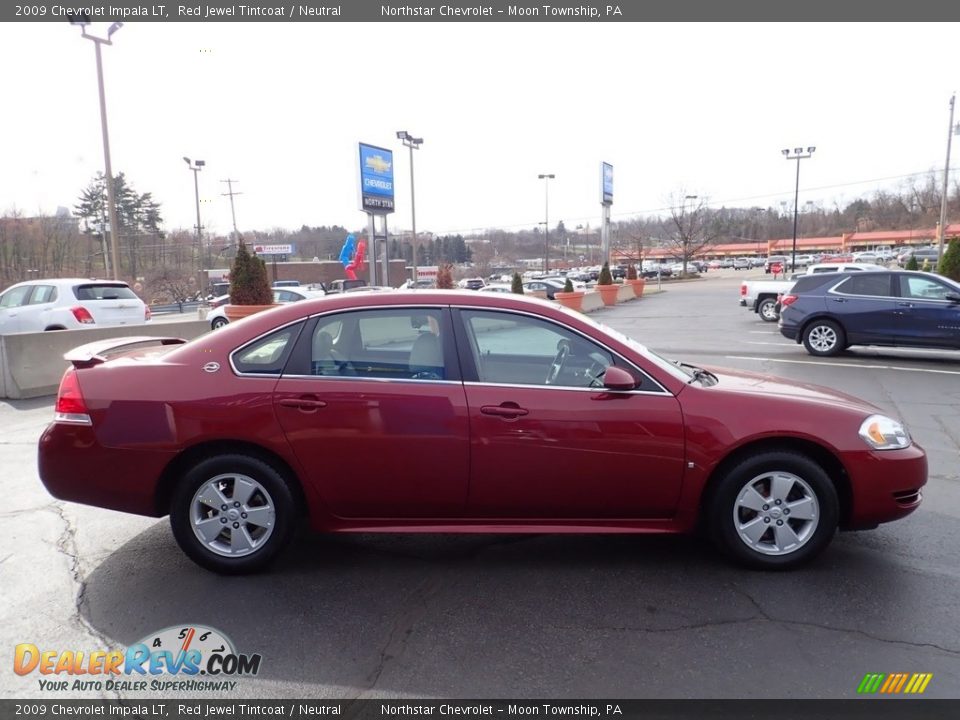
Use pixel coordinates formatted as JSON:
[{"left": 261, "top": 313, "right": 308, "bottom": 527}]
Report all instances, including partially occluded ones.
[{"left": 2, "top": 274, "right": 958, "bottom": 700}]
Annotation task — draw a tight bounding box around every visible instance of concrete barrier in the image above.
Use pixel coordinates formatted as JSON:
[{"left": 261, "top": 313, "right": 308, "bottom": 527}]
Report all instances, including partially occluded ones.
[{"left": 0, "top": 320, "right": 209, "bottom": 400}]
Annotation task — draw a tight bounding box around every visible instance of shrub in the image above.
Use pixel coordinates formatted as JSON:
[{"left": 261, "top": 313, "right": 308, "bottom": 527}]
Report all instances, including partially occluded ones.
[
  {"left": 597, "top": 262, "right": 613, "bottom": 286},
  {"left": 938, "top": 238, "right": 960, "bottom": 281},
  {"left": 563, "top": 277, "right": 574, "bottom": 293},
  {"left": 511, "top": 272, "right": 524, "bottom": 294},
  {"left": 626, "top": 263, "right": 638, "bottom": 280},
  {"left": 921, "top": 258, "right": 932, "bottom": 272},
  {"left": 436, "top": 264, "right": 454, "bottom": 289},
  {"left": 229, "top": 239, "right": 273, "bottom": 305},
  {"left": 906, "top": 255, "right": 919, "bottom": 271}
]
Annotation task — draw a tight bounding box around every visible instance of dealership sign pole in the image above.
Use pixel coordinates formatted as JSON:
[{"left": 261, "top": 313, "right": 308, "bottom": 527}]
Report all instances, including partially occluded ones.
[
  {"left": 600, "top": 162, "right": 613, "bottom": 265},
  {"left": 358, "top": 143, "right": 396, "bottom": 286}
]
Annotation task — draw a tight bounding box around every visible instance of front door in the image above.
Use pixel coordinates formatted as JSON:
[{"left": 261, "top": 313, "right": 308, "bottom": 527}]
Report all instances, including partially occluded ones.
[
  {"left": 895, "top": 274, "right": 960, "bottom": 348},
  {"left": 455, "top": 308, "right": 685, "bottom": 519}
]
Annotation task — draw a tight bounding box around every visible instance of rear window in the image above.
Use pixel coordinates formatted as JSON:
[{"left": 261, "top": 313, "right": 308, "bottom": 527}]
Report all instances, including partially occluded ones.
[{"left": 74, "top": 284, "right": 138, "bottom": 301}]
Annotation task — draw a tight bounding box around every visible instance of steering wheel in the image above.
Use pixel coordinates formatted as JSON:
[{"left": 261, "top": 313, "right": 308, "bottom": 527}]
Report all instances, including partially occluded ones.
[
  {"left": 545, "top": 340, "right": 571, "bottom": 385},
  {"left": 583, "top": 356, "right": 609, "bottom": 388}
]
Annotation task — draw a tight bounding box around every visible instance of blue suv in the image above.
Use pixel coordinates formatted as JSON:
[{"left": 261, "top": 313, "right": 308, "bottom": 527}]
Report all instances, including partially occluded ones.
[{"left": 778, "top": 270, "right": 960, "bottom": 356}]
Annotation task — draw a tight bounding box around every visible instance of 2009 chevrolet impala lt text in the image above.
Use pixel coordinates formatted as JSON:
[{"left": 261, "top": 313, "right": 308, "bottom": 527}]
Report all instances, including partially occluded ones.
[{"left": 37, "top": 291, "right": 925, "bottom": 574}]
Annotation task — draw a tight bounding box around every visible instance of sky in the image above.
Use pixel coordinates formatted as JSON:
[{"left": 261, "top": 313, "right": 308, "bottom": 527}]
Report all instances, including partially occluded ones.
[{"left": 1, "top": 21, "right": 958, "bottom": 240}]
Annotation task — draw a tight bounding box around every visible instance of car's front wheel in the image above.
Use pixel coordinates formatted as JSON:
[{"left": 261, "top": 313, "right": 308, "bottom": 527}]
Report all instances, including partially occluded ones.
[
  {"left": 802, "top": 319, "right": 845, "bottom": 356},
  {"left": 211, "top": 316, "right": 229, "bottom": 330},
  {"left": 709, "top": 450, "right": 839, "bottom": 569},
  {"left": 170, "top": 454, "right": 297, "bottom": 574},
  {"left": 757, "top": 298, "right": 779, "bottom": 322}
]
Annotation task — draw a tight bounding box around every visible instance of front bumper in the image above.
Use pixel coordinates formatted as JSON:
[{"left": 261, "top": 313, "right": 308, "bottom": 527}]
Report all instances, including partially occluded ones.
[{"left": 842, "top": 443, "right": 927, "bottom": 529}]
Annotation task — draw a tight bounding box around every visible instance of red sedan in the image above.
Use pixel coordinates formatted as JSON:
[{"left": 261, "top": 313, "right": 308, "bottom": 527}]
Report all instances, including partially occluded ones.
[{"left": 38, "top": 291, "right": 926, "bottom": 574}]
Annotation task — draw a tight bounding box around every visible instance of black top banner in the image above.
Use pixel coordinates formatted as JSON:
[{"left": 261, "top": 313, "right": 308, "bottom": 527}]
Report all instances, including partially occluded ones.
[{"left": 4, "top": 0, "right": 960, "bottom": 22}]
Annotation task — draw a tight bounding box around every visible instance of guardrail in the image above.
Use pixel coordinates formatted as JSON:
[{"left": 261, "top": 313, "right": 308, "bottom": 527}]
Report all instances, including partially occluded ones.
[{"left": 0, "top": 320, "right": 209, "bottom": 400}]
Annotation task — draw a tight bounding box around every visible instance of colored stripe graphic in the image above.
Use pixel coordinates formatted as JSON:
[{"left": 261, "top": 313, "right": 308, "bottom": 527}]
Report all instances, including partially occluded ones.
[{"left": 858, "top": 673, "right": 932, "bottom": 694}]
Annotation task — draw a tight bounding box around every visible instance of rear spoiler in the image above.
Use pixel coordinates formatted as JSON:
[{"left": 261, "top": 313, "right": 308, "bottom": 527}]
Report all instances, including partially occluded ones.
[{"left": 64, "top": 336, "right": 187, "bottom": 369}]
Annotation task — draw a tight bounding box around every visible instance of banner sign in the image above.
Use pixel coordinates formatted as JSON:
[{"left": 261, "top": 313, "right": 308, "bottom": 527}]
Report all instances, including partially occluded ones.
[
  {"left": 252, "top": 244, "right": 293, "bottom": 255},
  {"left": 601, "top": 162, "right": 614, "bottom": 206},
  {"left": 358, "top": 143, "right": 395, "bottom": 214}
]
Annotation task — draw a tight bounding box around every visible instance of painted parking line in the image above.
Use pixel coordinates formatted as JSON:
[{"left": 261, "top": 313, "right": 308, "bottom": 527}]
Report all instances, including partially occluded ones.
[{"left": 725, "top": 356, "right": 960, "bottom": 376}]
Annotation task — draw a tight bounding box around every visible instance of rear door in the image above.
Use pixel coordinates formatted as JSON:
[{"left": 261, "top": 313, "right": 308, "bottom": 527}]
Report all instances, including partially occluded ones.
[
  {"left": 74, "top": 283, "right": 145, "bottom": 326},
  {"left": 15, "top": 284, "right": 59, "bottom": 332},
  {"left": 826, "top": 274, "right": 899, "bottom": 343},
  {"left": 273, "top": 306, "right": 471, "bottom": 518}
]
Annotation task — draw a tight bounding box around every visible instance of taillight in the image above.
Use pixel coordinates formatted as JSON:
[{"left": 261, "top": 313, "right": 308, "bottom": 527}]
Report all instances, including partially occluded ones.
[
  {"left": 781, "top": 294, "right": 798, "bottom": 308},
  {"left": 54, "top": 369, "right": 91, "bottom": 425},
  {"left": 144, "top": 305, "right": 152, "bottom": 321},
  {"left": 70, "top": 306, "right": 95, "bottom": 324},
  {"left": 740, "top": 283, "right": 747, "bottom": 296}
]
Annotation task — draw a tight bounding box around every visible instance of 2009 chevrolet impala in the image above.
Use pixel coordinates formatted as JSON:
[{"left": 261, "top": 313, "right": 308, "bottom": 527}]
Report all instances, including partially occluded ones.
[{"left": 38, "top": 291, "right": 925, "bottom": 574}]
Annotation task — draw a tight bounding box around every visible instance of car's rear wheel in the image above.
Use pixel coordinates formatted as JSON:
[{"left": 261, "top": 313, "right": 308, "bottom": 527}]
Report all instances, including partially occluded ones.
[
  {"left": 211, "top": 316, "right": 229, "bottom": 330},
  {"left": 757, "top": 298, "right": 779, "bottom": 322},
  {"left": 709, "top": 451, "right": 839, "bottom": 569},
  {"left": 170, "top": 454, "right": 296, "bottom": 574},
  {"left": 802, "top": 319, "right": 845, "bottom": 356}
]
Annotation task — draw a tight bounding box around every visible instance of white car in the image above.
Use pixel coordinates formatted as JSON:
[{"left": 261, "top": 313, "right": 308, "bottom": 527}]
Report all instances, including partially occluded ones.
[
  {"left": 0, "top": 278, "right": 149, "bottom": 334},
  {"left": 207, "top": 287, "right": 326, "bottom": 330},
  {"left": 478, "top": 283, "right": 514, "bottom": 293}
]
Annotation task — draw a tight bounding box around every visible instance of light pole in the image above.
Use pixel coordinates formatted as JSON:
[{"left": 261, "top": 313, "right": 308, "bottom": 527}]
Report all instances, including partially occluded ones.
[
  {"left": 72, "top": 19, "right": 124, "bottom": 280},
  {"left": 397, "top": 131, "right": 423, "bottom": 286},
  {"left": 782, "top": 146, "right": 816, "bottom": 270},
  {"left": 937, "top": 94, "right": 959, "bottom": 259},
  {"left": 538, "top": 174, "right": 555, "bottom": 273},
  {"left": 184, "top": 157, "right": 206, "bottom": 298}
]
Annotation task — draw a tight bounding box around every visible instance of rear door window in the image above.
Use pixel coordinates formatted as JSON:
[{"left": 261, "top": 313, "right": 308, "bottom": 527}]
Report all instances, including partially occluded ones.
[
  {"left": 28, "top": 286, "right": 57, "bottom": 304},
  {"left": 833, "top": 274, "right": 892, "bottom": 297}
]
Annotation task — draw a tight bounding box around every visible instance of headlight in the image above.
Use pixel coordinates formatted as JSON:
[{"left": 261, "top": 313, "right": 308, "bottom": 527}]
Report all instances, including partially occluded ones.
[{"left": 859, "top": 415, "right": 911, "bottom": 450}]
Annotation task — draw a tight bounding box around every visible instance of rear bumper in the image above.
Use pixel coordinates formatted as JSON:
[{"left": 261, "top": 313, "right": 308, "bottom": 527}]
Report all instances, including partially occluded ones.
[
  {"left": 842, "top": 444, "right": 927, "bottom": 528},
  {"left": 38, "top": 422, "right": 175, "bottom": 517}
]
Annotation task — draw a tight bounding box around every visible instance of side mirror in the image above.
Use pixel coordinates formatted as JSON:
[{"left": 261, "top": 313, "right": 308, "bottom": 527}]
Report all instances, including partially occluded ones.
[
  {"left": 945, "top": 292, "right": 960, "bottom": 304},
  {"left": 603, "top": 366, "right": 637, "bottom": 391}
]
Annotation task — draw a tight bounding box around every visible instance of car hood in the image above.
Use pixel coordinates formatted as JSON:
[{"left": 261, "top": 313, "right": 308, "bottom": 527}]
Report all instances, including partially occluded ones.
[{"left": 704, "top": 365, "right": 883, "bottom": 416}]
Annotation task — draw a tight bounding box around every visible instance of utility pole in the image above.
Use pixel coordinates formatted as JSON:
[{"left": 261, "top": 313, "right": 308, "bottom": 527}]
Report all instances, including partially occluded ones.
[
  {"left": 221, "top": 179, "right": 242, "bottom": 242},
  {"left": 937, "top": 94, "right": 957, "bottom": 259}
]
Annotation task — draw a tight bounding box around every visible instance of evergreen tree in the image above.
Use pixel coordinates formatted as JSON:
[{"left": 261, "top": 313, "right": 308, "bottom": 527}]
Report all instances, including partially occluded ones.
[
  {"left": 511, "top": 272, "right": 524, "bottom": 294},
  {"left": 938, "top": 238, "right": 960, "bottom": 281}
]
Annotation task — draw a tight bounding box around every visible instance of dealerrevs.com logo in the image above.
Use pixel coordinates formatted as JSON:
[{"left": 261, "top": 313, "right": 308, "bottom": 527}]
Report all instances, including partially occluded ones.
[{"left": 14, "top": 625, "right": 262, "bottom": 692}]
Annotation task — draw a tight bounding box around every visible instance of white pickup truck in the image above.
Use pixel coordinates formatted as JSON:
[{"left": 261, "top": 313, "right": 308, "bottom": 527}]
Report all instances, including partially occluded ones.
[{"left": 739, "top": 263, "right": 887, "bottom": 321}]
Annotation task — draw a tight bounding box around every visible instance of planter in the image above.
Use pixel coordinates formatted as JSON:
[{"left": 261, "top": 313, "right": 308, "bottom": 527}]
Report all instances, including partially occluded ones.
[
  {"left": 627, "top": 278, "right": 646, "bottom": 297},
  {"left": 223, "top": 304, "right": 278, "bottom": 322},
  {"left": 554, "top": 290, "right": 585, "bottom": 312},
  {"left": 596, "top": 283, "right": 619, "bottom": 306}
]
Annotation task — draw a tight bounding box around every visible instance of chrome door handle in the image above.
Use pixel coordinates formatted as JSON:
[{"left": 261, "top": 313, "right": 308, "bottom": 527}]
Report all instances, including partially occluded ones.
[
  {"left": 481, "top": 404, "right": 529, "bottom": 419},
  {"left": 279, "top": 398, "right": 327, "bottom": 411}
]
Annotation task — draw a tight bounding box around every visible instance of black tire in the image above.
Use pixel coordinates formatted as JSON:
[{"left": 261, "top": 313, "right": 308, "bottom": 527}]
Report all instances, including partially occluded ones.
[
  {"left": 211, "top": 316, "right": 229, "bottom": 330},
  {"left": 709, "top": 450, "right": 839, "bottom": 570},
  {"left": 170, "top": 454, "right": 297, "bottom": 574},
  {"left": 757, "top": 298, "right": 779, "bottom": 322},
  {"left": 801, "top": 319, "right": 845, "bottom": 357}
]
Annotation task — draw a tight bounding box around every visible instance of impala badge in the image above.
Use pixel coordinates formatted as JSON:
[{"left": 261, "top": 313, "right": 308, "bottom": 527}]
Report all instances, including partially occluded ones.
[{"left": 202, "top": 362, "right": 220, "bottom": 373}]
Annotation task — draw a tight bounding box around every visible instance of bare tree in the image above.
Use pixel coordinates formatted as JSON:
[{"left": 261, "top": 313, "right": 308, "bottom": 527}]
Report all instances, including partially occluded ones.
[{"left": 662, "top": 192, "right": 723, "bottom": 274}]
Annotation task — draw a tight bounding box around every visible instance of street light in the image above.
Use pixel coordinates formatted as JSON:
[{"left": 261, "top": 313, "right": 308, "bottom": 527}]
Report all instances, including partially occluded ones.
[
  {"left": 937, "top": 94, "right": 959, "bottom": 259},
  {"left": 782, "top": 146, "right": 816, "bottom": 270},
  {"left": 538, "top": 174, "right": 555, "bottom": 273},
  {"left": 396, "top": 131, "right": 423, "bottom": 287},
  {"left": 72, "top": 19, "right": 124, "bottom": 280},
  {"left": 184, "top": 157, "right": 206, "bottom": 299}
]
